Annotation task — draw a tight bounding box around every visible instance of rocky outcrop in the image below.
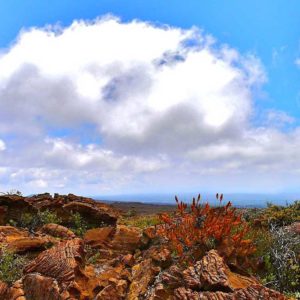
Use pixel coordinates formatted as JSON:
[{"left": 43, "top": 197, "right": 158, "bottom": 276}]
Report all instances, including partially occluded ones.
[
  {"left": 173, "top": 285, "right": 286, "bottom": 300},
  {"left": 0, "top": 193, "right": 288, "bottom": 300},
  {"left": 149, "top": 250, "right": 286, "bottom": 300},
  {"left": 0, "top": 193, "right": 119, "bottom": 227}
]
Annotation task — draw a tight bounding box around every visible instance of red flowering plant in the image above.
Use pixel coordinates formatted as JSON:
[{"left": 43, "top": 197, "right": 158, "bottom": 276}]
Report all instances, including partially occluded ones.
[{"left": 156, "top": 194, "right": 256, "bottom": 266}]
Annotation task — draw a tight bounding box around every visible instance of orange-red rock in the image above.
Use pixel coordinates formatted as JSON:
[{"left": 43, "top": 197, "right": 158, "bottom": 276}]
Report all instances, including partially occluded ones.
[
  {"left": 84, "top": 227, "right": 115, "bottom": 248},
  {"left": 0, "top": 226, "right": 51, "bottom": 253},
  {"left": 110, "top": 225, "right": 144, "bottom": 253},
  {"left": 39, "top": 223, "right": 76, "bottom": 239},
  {"left": 182, "top": 249, "right": 258, "bottom": 291},
  {"left": 24, "top": 238, "right": 84, "bottom": 284},
  {"left": 127, "top": 258, "right": 160, "bottom": 300}
]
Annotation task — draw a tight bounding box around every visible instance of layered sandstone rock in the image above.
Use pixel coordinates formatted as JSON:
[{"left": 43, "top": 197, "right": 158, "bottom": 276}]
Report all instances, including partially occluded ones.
[
  {"left": 24, "top": 238, "right": 84, "bottom": 284},
  {"left": 0, "top": 193, "right": 119, "bottom": 227},
  {"left": 39, "top": 223, "right": 76, "bottom": 239},
  {"left": 0, "top": 226, "right": 51, "bottom": 253},
  {"left": 182, "top": 249, "right": 258, "bottom": 291},
  {"left": 127, "top": 258, "right": 161, "bottom": 300},
  {"left": 173, "top": 285, "right": 286, "bottom": 300},
  {"left": 149, "top": 250, "right": 287, "bottom": 300}
]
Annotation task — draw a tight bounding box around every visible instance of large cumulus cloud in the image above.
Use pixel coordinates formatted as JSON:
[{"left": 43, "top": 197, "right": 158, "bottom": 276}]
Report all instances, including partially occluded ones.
[{"left": 0, "top": 16, "right": 298, "bottom": 195}]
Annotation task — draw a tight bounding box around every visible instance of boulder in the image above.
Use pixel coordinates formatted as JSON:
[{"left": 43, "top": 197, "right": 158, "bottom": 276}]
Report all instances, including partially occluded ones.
[
  {"left": 182, "top": 249, "right": 258, "bottom": 291},
  {"left": 0, "top": 226, "right": 51, "bottom": 253},
  {"left": 110, "top": 225, "right": 144, "bottom": 253},
  {"left": 22, "top": 274, "right": 61, "bottom": 300},
  {"left": 84, "top": 227, "right": 115, "bottom": 248},
  {"left": 127, "top": 258, "right": 160, "bottom": 300},
  {"left": 39, "top": 223, "right": 76, "bottom": 239},
  {"left": 24, "top": 238, "right": 84, "bottom": 284}
]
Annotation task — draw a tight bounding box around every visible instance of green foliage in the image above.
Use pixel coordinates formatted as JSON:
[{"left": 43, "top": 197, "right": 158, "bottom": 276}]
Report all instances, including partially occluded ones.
[
  {"left": 259, "top": 201, "right": 300, "bottom": 227},
  {"left": 0, "top": 246, "right": 27, "bottom": 284},
  {"left": 258, "top": 225, "right": 300, "bottom": 293},
  {"left": 69, "top": 212, "right": 88, "bottom": 237},
  {"left": 17, "top": 209, "right": 62, "bottom": 230},
  {"left": 119, "top": 214, "right": 161, "bottom": 229},
  {"left": 38, "top": 209, "right": 62, "bottom": 225},
  {"left": 125, "top": 208, "right": 137, "bottom": 217}
]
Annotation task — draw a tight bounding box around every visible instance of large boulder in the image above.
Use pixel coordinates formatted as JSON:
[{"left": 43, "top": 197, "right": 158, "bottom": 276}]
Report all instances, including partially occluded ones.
[
  {"left": 182, "top": 249, "right": 258, "bottom": 291},
  {"left": 24, "top": 238, "right": 84, "bottom": 284},
  {"left": 0, "top": 226, "right": 51, "bottom": 253},
  {"left": 38, "top": 223, "right": 76, "bottom": 240}
]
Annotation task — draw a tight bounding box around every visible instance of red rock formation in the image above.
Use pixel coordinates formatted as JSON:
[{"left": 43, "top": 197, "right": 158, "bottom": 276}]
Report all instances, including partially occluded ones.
[
  {"left": 0, "top": 193, "right": 119, "bottom": 226},
  {"left": 84, "top": 227, "right": 115, "bottom": 248},
  {"left": 127, "top": 258, "right": 161, "bottom": 299},
  {"left": 24, "top": 238, "right": 84, "bottom": 284},
  {"left": 182, "top": 249, "right": 258, "bottom": 291},
  {"left": 173, "top": 286, "right": 286, "bottom": 300},
  {"left": 22, "top": 274, "right": 61, "bottom": 300},
  {"left": 0, "top": 226, "right": 51, "bottom": 253},
  {"left": 39, "top": 223, "right": 76, "bottom": 239}
]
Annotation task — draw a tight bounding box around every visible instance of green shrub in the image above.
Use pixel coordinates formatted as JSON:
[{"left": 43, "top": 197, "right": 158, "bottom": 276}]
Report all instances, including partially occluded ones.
[
  {"left": 0, "top": 246, "right": 27, "bottom": 284},
  {"left": 259, "top": 201, "right": 300, "bottom": 227},
  {"left": 38, "top": 209, "right": 62, "bottom": 225},
  {"left": 17, "top": 209, "right": 62, "bottom": 230},
  {"left": 119, "top": 214, "right": 161, "bottom": 229},
  {"left": 260, "top": 225, "right": 300, "bottom": 293},
  {"left": 69, "top": 212, "right": 88, "bottom": 237}
]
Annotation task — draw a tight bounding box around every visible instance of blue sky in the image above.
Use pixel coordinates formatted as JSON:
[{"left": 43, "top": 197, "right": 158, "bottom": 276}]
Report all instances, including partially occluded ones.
[
  {"left": 1, "top": 1, "right": 299, "bottom": 117},
  {"left": 0, "top": 1, "right": 300, "bottom": 196}
]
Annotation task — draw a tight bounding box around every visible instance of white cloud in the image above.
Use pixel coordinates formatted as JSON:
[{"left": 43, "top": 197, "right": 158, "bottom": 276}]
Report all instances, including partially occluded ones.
[
  {"left": 295, "top": 58, "right": 300, "bottom": 67},
  {"left": 0, "top": 16, "right": 299, "bottom": 194},
  {"left": 0, "top": 140, "right": 6, "bottom": 151}
]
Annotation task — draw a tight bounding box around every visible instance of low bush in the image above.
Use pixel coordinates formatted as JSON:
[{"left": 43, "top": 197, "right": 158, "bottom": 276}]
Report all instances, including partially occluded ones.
[
  {"left": 260, "top": 224, "right": 300, "bottom": 293},
  {"left": 119, "top": 214, "right": 161, "bottom": 229},
  {"left": 0, "top": 246, "right": 27, "bottom": 284},
  {"left": 258, "top": 201, "right": 300, "bottom": 227},
  {"left": 69, "top": 212, "right": 88, "bottom": 237},
  {"left": 17, "top": 209, "right": 62, "bottom": 231},
  {"left": 156, "top": 194, "right": 256, "bottom": 266}
]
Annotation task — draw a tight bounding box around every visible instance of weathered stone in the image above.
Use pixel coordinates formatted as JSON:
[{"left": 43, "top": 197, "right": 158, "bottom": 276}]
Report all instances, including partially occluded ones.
[
  {"left": 0, "top": 226, "right": 51, "bottom": 253},
  {"left": 84, "top": 227, "right": 115, "bottom": 248},
  {"left": 121, "top": 253, "right": 135, "bottom": 267},
  {"left": 0, "top": 193, "right": 119, "bottom": 227},
  {"left": 146, "top": 283, "right": 173, "bottom": 300},
  {"left": 127, "top": 259, "right": 160, "bottom": 300},
  {"left": 110, "top": 225, "right": 143, "bottom": 253},
  {"left": 144, "top": 246, "right": 172, "bottom": 268},
  {"left": 183, "top": 250, "right": 258, "bottom": 291},
  {"left": 24, "top": 238, "right": 84, "bottom": 284},
  {"left": 0, "top": 280, "right": 8, "bottom": 299},
  {"left": 173, "top": 285, "right": 287, "bottom": 300},
  {"left": 22, "top": 273, "right": 61, "bottom": 300},
  {"left": 39, "top": 223, "right": 76, "bottom": 239},
  {"left": 161, "top": 265, "right": 183, "bottom": 289},
  {"left": 95, "top": 279, "right": 128, "bottom": 300},
  {"left": 8, "top": 279, "right": 25, "bottom": 300}
]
